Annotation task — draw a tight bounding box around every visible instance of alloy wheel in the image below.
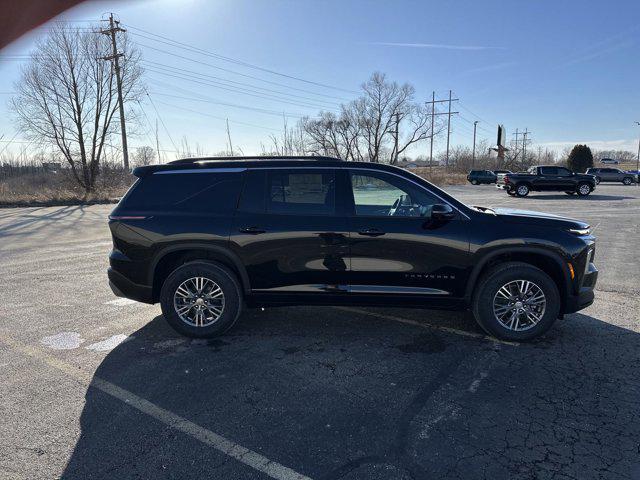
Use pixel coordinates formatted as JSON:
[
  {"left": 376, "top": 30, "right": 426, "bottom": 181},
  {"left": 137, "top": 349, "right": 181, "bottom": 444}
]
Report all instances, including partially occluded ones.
[
  {"left": 173, "top": 276, "right": 225, "bottom": 327},
  {"left": 492, "top": 280, "right": 546, "bottom": 331},
  {"left": 579, "top": 184, "right": 591, "bottom": 195}
]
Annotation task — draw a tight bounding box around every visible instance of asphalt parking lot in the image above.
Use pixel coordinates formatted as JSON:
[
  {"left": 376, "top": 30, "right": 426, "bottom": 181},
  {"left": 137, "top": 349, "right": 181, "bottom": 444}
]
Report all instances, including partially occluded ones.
[{"left": 1, "top": 183, "right": 639, "bottom": 480}]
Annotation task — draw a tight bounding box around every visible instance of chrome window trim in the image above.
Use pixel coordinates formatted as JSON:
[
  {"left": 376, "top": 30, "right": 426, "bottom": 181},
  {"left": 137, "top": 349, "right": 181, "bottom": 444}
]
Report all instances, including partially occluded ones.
[{"left": 154, "top": 168, "right": 247, "bottom": 174}]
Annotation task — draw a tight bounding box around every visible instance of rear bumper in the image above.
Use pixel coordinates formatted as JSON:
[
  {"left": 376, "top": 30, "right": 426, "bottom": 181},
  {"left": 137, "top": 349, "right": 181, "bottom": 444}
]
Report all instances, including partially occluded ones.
[
  {"left": 108, "top": 267, "right": 154, "bottom": 304},
  {"left": 564, "top": 263, "right": 598, "bottom": 314}
]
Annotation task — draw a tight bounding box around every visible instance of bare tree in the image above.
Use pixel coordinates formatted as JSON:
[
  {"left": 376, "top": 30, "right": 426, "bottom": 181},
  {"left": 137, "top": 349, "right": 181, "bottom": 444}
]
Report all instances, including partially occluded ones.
[
  {"left": 297, "top": 72, "right": 435, "bottom": 163},
  {"left": 11, "top": 23, "right": 144, "bottom": 192},
  {"left": 132, "top": 145, "right": 156, "bottom": 166}
]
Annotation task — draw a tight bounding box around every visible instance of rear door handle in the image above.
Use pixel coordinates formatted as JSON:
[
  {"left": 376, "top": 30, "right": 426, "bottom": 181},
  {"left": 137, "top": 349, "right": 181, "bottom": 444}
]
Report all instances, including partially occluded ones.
[
  {"left": 239, "top": 226, "right": 266, "bottom": 234},
  {"left": 358, "top": 228, "right": 385, "bottom": 237}
]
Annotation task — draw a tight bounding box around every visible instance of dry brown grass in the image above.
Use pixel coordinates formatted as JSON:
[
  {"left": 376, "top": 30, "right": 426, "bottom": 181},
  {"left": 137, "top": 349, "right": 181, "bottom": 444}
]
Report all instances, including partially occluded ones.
[
  {"left": 408, "top": 167, "right": 468, "bottom": 186},
  {"left": 0, "top": 169, "right": 133, "bottom": 207}
]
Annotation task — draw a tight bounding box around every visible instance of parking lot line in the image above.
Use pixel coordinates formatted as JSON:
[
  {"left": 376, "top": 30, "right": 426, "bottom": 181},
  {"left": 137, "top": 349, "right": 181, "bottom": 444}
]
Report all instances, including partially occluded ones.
[
  {"left": 333, "top": 307, "right": 519, "bottom": 346},
  {"left": 0, "top": 333, "right": 314, "bottom": 480}
]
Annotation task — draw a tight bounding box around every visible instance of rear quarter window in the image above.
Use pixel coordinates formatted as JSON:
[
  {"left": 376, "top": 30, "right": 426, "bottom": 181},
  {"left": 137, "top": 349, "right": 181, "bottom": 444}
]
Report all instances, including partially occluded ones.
[{"left": 122, "top": 171, "right": 243, "bottom": 214}]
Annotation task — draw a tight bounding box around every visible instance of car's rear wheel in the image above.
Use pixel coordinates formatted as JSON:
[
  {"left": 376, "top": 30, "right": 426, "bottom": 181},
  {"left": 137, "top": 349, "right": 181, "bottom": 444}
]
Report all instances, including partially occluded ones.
[
  {"left": 507, "top": 189, "right": 516, "bottom": 196},
  {"left": 471, "top": 179, "right": 479, "bottom": 185},
  {"left": 577, "top": 182, "right": 592, "bottom": 196},
  {"left": 622, "top": 177, "right": 632, "bottom": 185},
  {"left": 160, "top": 261, "right": 242, "bottom": 338},
  {"left": 472, "top": 262, "right": 560, "bottom": 341},
  {"left": 515, "top": 183, "right": 530, "bottom": 197}
]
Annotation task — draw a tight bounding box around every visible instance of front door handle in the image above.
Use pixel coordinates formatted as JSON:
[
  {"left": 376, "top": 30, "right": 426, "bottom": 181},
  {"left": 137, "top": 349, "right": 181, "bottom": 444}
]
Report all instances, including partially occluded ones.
[
  {"left": 239, "top": 226, "right": 266, "bottom": 234},
  {"left": 358, "top": 228, "right": 385, "bottom": 237}
]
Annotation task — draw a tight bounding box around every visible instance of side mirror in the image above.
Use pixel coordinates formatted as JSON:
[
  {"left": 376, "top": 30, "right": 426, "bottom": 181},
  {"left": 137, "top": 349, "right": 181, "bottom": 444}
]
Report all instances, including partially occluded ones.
[{"left": 431, "top": 203, "right": 455, "bottom": 220}]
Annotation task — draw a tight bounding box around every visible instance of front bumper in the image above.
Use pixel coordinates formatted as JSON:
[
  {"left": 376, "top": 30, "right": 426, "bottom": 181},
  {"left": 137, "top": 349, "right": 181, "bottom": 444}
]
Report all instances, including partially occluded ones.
[
  {"left": 108, "top": 267, "right": 154, "bottom": 304},
  {"left": 564, "top": 262, "right": 598, "bottom": 314}
]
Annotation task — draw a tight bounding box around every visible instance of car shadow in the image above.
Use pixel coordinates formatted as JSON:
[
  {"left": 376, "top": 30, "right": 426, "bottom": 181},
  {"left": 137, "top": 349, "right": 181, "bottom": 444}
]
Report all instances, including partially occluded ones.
[
  {"left": 522, "top": 193, "right": 635, "bottom": 201},
  {"left": 60, "top": 307, "right": 640, "bottom": 479}
]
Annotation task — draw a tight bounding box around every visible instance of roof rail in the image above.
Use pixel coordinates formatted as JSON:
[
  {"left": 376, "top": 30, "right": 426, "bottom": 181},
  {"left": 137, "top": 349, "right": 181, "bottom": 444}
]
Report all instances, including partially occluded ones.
[{"left": 168, "top": 155, "right": 342, "bottom": 165}]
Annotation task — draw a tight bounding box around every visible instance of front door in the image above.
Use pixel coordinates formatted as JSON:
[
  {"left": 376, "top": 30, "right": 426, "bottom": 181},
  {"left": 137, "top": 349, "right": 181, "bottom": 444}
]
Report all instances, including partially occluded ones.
[
  {"left": 346, "top": 169, "right": 470, "bottom": 298},
  {"left": 230, "top": 168, "right": 350, "bottom": 294}
]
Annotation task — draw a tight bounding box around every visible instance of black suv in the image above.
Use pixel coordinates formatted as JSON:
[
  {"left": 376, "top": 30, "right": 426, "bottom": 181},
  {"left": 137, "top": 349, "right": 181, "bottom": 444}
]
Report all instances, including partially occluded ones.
[{"left": 108, "top": 156, "right": 598, "bottom": 341}]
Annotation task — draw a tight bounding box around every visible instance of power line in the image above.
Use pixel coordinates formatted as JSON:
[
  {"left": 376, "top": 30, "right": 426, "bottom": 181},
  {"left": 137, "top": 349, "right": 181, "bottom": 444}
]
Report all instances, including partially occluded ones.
[
  {"left": 154, "top": 100, "right": 285, "bottom": 132},
  {"left": 142, "top": 65, "right": 338, "bottom": 112},
  {"left": 144, "top": 90, "right": 179, "bottom": 153},
  {"left": 140, "top": 59, "right": 342, "bottom": 108},
  {"left": 123, "top": 24, "right": 357, "bottom": 94},
  {"left": 147, "top": 83, "right": 305, "bottom": 118}
]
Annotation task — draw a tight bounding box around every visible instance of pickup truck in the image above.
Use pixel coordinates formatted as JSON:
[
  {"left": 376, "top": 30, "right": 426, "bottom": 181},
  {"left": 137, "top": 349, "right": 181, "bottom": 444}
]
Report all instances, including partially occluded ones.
[{"left": 496, "top": 165, "right": 597, "bottom": 197}]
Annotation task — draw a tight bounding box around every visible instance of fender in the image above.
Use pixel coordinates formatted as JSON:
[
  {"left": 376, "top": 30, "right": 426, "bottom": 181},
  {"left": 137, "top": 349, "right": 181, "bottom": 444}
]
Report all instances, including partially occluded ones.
[
  {"left": 463, "top": 246, "right": 572, "bottom": 301},
  {"left": 149, "top": 242, "right": 251, "bottom": 294}
]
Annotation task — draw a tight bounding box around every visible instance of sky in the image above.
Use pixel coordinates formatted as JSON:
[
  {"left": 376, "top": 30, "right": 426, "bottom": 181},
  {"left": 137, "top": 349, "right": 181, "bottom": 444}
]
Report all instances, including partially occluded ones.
[{"left": 1, "top": 0, "right": 639, "bottom": 162}]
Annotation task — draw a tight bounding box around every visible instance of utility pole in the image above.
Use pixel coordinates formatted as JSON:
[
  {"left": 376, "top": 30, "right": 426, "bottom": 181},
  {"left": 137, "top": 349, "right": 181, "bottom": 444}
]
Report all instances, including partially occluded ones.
[
  {"left": 522, "top": 128, "right": 531, "bottom": 162},
  {"left": 429, "top": 91, "right": 435, "bottom": 171},
  {"left": 512, "top": 128, "right": 520, "bottom": 159},
  {"left": 155, "top": 118, "right": 161, "bottom": 164},
  {"left": 635, "top": 121, "right": 640, "bottom": 185},
  {"left": 424, "top": 92, "right": 458, "bottom": 168},
  {"left": 393, "top": 113, "right": 399, "bottom": 164},
  {"left": 472, "top": 121, "right": 479, "bottom": 167},
  {"left": 101, "top": 13, "right": 129, "bottom": 170},
  {"left": 226, "top": 118, "right": 234, "bottom": 156},
  {"left": 445, "top": 90, "right": 452, "bottom": 169}
]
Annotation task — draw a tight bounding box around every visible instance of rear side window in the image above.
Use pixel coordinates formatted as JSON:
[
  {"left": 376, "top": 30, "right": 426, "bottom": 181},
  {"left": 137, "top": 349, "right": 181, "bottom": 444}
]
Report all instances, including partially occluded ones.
[
  {"left": 267, "top": 170, "right": 335, "bottom": 215},
  {"left": 540, "top": 167, "right": 558, "bottom": 175},
  {"left": 122, "top": 171, "right": 242, "bottom": 214}
]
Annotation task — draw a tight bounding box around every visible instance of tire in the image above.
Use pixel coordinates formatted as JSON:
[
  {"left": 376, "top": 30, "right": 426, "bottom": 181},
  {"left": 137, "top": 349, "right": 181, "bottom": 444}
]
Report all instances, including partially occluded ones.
[
  {"left": 515, "top": 183, "right": 530, "bottom": 197},
  {"left": 507, "top": 189, "right": 516, "bottom": 196},
  {"left": 577, "top": 182, "right": 592, "bottom": 196},
  {"left": 160, "top": 261, "right": 243, "bottom": 338},
  {"left": 471, "top": 180, "right": 479, "bottom": 185},
  {"left": 472, "top": 262, "right": 561, "bottom": 342},
  {"left": 564, "top": 191, "right": 575, "bottom": 195},
  {"left": 594, "top": 177, "right": 601, "bottom": 185},
  {"left": 622, "top": 177, "right": 632, "bottom": 185}
]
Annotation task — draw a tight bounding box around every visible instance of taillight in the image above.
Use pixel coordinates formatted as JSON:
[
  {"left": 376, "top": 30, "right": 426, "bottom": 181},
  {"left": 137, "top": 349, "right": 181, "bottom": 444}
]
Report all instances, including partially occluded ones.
[{"left": 503, "top": 175, "right": 510, "bottom": 183}]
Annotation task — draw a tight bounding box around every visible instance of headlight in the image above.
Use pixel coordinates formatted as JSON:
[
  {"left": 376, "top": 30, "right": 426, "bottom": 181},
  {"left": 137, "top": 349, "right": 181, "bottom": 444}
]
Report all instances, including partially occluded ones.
[{"left": 569, "top": 227, "right": 591, "bottom": 235}]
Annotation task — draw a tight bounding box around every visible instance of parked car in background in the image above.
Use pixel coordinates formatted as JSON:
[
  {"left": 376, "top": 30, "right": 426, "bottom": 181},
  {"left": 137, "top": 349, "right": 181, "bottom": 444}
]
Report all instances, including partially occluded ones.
[
  {"left": 586, "top": 168, "right": 636, "bottom": 185},
  {"left": 496, "top": 165, "right": 597, "bottom": 197},
  {"left": 108, "top": 156, "right": 597, "bottom": 342},
  {"left": 600, "top": 158, "right": 619, "bottom": 165},
  {"left": 467, "top": 170, "right": 496, "bottom": 185}
]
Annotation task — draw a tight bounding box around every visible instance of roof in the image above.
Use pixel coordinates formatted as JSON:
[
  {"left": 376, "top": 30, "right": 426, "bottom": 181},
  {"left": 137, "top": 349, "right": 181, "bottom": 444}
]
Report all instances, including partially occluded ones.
[{"left": 133, "top": 156, "right": 407, "bottom": 177}]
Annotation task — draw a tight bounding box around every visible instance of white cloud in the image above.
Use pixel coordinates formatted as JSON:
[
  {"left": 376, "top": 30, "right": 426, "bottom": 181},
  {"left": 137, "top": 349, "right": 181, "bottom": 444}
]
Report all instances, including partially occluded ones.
[{"left": 366, "top": 42, "right": 505, "bottom": 51}]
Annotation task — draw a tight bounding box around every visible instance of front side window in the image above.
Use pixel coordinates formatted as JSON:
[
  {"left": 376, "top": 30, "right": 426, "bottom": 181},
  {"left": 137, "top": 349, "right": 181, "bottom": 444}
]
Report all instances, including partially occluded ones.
[
  {"left": 349, "top": 171, "right": 440, "bottom": 217},
  {"left": 267, "top": 170, "right": 335, "bottom": 215}
]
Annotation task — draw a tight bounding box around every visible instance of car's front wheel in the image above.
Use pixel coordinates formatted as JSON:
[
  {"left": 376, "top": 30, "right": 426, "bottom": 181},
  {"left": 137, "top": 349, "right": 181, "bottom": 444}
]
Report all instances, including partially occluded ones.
[
  {"left": 515, "top": 183, "right": 530, "bottom": 197},
  {"left": 577, "top": 182, "right": 592, "bottom": 196},
  {"left": 622, "top": 177, "right": 632, "bottom": 185},
  {"left": 160, "top": 261, "right": 243, "bottom": 338},
  {"left": 471, "top": 179, "right": 479, "bottom": 185},
  {"left": 472, "top": 262, "right": 560, "bottom": 341}
]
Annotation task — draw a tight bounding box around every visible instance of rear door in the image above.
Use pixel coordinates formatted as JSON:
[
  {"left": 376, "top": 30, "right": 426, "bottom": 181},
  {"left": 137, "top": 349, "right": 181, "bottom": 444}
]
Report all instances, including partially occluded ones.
[
  {"left": 230, "top": 167, "right": 350, "bottom": 294},
  {"left": 346, "top": 168, "right": 470, "bottom": 298}
]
